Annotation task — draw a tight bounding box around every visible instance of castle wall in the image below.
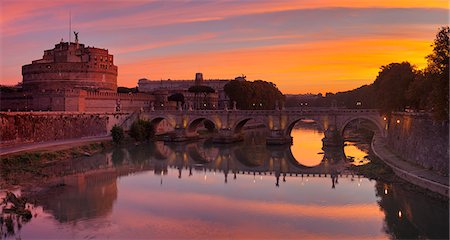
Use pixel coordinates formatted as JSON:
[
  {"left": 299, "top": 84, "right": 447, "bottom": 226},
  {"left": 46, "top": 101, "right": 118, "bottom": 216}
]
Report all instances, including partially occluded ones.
[
  {"left": 0, "top": 112, "right": 132, "bottom": 147},
  {"left": 1, "top": 90, "right": 154, "bottom": 112},
  {"left": 387, "top": 113, "right": 449, "bottom": 176}
]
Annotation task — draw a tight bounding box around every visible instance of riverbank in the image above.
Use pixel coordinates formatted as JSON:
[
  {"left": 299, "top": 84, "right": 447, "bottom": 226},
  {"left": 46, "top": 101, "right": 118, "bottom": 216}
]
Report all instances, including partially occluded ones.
[
  {"left": 371, "top": 134, "right": 449, "bottom": 198},
  {"left": 0, "top": 138, "right": 114, "bottom": 189},
  {"left": 0, "top": 135, "right": 112, "bottom": 156}
]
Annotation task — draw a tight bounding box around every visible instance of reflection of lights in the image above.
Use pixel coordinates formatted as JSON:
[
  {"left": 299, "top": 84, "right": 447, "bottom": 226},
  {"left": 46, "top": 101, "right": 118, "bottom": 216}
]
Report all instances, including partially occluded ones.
[
  {"left": 358, "top": 183, "right": 361, "bottom": 187},
  {"left": 306, "top": 178, "right": 309, "bottom": 182},
  {"left": 204, "top": 174, "right": 207, "bottom": 181},
  {"left": 260, "top": 176, "right": 263, "bottom": 180},
  {"left": 398, "top": 210, "right": 402, "bottom": 218}
]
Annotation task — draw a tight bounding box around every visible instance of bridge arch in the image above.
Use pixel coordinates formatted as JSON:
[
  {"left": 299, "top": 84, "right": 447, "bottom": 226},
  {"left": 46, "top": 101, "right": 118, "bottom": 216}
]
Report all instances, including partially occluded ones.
[
  {"left": 187, "top": 117, "right": 218, "bottom": 133},
  {"left": 285, "top": 117, "right": 323, "bottom": 137},
  {"left": 145, "top": 116, "right": 177, "bottom": 134},
  {"left": 339, "top": 115, "right": 385, "bottom": 138},
  {"left": 233, "top": 117, "right": 268, "bottom": 134}
]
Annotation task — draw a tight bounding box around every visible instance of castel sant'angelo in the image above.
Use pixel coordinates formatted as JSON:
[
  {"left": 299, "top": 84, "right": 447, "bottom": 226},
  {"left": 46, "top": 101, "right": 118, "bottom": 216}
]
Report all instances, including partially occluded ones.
[
  {"left": 1, "top": 33, "right": 155, "bottom": 112},
  {"left": 1, "top": 32, "right": 232, "bottom": 112}
]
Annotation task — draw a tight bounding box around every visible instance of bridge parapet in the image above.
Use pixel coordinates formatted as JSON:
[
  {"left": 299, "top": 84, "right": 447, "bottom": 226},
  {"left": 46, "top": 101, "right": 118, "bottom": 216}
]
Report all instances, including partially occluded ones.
[{"left": 140, "top": 108, "right": 386, "bottom": 144}]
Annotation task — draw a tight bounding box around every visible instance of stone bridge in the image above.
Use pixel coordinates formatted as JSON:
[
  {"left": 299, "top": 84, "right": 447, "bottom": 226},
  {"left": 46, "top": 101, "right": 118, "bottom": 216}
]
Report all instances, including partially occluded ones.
[{"left": 138, "top": 108, "right": 387, "bottom": 144}]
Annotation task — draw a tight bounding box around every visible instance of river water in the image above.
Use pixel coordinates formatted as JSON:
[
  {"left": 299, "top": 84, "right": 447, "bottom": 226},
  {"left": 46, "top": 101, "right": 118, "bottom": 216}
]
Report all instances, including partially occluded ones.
[{"left": 0, "top": 125, "right": 448, "bottom": 239}]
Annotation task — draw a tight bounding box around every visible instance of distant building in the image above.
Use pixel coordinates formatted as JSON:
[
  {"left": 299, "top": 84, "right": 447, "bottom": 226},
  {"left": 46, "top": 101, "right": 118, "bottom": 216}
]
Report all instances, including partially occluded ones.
[
  {"left": 138, "top": 73, "right": 240, "bottom": 109},
  {"left": 1, "top": 35, "right": 154, "bottom": 112}
]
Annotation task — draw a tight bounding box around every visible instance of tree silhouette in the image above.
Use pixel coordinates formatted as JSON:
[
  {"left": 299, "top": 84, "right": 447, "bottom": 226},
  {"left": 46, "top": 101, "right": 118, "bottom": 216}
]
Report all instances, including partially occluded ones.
[{"left": 188, "top": 85, "right": 215, "bottom": 109}]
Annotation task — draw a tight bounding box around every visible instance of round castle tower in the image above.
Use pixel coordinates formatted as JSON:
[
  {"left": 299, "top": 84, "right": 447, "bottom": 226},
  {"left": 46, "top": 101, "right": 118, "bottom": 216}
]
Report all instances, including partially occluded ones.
[{"left": 22, "top": 34, "right": 118, "bottom": 92}]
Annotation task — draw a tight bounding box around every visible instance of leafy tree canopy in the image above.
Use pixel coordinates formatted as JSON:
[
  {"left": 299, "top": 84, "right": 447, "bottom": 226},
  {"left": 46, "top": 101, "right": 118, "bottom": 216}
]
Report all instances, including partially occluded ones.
[
  {"left": 168, "top": 93, "right": 185, "bottom": 103},
  {"left": 188, "top": 85, "right": 215, "bottom": 94},
  {"left": 224, "top": 80, "right": 284, "bottom": 110}
]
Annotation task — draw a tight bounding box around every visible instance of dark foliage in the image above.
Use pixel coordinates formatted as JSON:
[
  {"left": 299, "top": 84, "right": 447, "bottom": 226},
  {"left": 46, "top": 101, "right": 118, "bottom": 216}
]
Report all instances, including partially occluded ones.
[
  {"left": 129, "top": 119, "right": 155, "bottom": 142},
  {"left": 373, "top": 62, "right": 416, "bottom": 113},
  {"left": 224, "top": 80, "right": 285, "bottom": 110},
  {"left": 188, "top": 85, "right": 215, "bottom": 94},
  {"left": 167, "top": 93, "right": 185, "bottom": 103},
  {"left": 117, "top": 86, "right": 139, "bottom": 93},
  {"left": 110, "top": 125, "right": 124, "bottom": 144}
]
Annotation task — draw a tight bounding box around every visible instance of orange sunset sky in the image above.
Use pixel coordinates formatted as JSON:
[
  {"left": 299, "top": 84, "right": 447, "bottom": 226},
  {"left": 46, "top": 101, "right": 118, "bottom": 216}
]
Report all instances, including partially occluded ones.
[{"left": 0, "top": 0, "right": 448, "bottom": 94}]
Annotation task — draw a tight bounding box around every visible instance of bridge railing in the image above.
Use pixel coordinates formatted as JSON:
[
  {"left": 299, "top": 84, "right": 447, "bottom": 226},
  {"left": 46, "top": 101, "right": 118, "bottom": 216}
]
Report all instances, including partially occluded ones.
[{"left": 143, "top": 108, "right": 381, "bottom": 115}]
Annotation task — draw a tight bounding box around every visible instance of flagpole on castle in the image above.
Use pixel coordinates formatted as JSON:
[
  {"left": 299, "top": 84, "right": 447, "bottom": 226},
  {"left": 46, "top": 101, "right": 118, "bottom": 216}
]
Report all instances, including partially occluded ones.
[{"left": 69, "top": 10, "right": 71, "bottom": 43}]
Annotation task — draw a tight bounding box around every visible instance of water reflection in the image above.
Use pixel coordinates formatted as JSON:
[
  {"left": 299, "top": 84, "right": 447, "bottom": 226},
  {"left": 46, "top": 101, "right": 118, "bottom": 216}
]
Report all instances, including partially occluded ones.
[{"left": 1, "top": 127, "right": 448, "bottom": 239}]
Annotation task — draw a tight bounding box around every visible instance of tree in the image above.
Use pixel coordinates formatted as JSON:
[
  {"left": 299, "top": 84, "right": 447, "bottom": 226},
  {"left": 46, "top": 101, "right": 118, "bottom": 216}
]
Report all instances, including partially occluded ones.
[
  {"left": 129, "top": 119, "right": 155, "bottom": 142},
  {"left": 168, "top": 93, "right": 185, "bottom": 105},
  {"left": 110, "top": 125, "right": 124, "bottom": 144},
  {"left": 373, "top": 62, "right": 416, "bottom": 113},
  {"left": 224, "top": 80, "right": 284, "bottom": 109},
  {"left": 405, "top": 71, "right": 430, "bottom": 110},
  {"left": 425, "top": 26, "right": 449, "bottom": 121},
  {"left": 117, "top": 86, "right": 138, "bottom": 93},
  {"left": 188, "top": 85, "right": 215, "bottom": 109}
]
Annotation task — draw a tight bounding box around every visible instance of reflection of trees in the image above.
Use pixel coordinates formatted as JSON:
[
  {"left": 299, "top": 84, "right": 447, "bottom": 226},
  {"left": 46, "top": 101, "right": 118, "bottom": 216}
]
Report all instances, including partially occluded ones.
[
  {"left": 111, "top": 148, "right": 125, "bottom": 166},
  {"left": 322, "top": 146, "right": 346, "bottom": 164},
  {"left": 375, "top": 182, "right": 449, "bottom": 239}
]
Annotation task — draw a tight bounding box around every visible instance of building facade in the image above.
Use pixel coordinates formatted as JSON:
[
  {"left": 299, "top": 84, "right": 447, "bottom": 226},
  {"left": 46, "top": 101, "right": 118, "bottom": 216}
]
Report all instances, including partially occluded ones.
[{"left": 138, "top": 73, "right": 242, "bottom": 109}]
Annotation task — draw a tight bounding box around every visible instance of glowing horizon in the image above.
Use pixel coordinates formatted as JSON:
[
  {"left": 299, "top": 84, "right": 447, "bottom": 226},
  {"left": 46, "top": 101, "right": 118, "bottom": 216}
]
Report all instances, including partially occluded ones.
[{"left": 1, "top": 0, "right": 448, "bottom": 94}]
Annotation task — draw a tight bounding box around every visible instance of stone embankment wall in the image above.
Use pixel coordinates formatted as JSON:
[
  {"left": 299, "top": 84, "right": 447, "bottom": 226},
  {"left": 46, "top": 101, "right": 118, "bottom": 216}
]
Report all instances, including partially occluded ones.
[
  {"left": 0, "top": 112, "right": 133, "bottom": 147},
  {"left": 387, "top": 113, "right": 449, "bottom": 176}
]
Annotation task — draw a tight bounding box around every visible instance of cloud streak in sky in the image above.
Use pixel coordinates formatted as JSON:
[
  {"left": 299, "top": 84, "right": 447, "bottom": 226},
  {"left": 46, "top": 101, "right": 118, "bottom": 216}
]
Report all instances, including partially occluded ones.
[{"left": 1, "top": 0, "right": 448, "bottom": 93}]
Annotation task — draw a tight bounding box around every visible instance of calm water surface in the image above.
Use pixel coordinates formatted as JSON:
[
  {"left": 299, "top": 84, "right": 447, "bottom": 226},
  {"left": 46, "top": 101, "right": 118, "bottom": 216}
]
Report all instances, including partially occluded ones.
[{"left": 1, "top": 126, "right": 448, "bottom": 239}]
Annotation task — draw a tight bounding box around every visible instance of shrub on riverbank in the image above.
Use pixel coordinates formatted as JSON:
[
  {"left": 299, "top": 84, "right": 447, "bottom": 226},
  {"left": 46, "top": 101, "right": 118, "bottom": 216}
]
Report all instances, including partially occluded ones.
[
  {"left": 129, "top": 119, "right": 155, "bottom": 142},
  {"left": 111, "top": 125, "right": 124, "bottom": 144}
]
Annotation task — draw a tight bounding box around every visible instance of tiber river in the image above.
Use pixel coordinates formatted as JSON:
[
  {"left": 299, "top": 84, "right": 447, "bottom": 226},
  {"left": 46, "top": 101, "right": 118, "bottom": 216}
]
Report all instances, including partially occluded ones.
[{"left": 0, "top": 123, "right": 448, "bottom": 239}]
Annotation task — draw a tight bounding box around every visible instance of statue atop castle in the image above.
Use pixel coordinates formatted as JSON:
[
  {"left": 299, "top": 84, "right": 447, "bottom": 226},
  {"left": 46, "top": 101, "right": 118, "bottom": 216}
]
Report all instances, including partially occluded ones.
[{"left": 74, "top": 31, "right": 79, "bottom": 43}]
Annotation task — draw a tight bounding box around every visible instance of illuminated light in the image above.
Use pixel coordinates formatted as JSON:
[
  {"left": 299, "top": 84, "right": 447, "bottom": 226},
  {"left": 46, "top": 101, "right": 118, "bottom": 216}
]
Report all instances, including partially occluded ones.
[
  {"left": 396, "top": 119, "right": 400, "bottom": 124},
  {"left": 398, "top": 210, "right": 402, "bottom": 218},
  {"left": 384, "top": 189, "right": 388, "bottom": 195},
  {"left": 383, "top": 117, "right": 387, "bottom": 121}
]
